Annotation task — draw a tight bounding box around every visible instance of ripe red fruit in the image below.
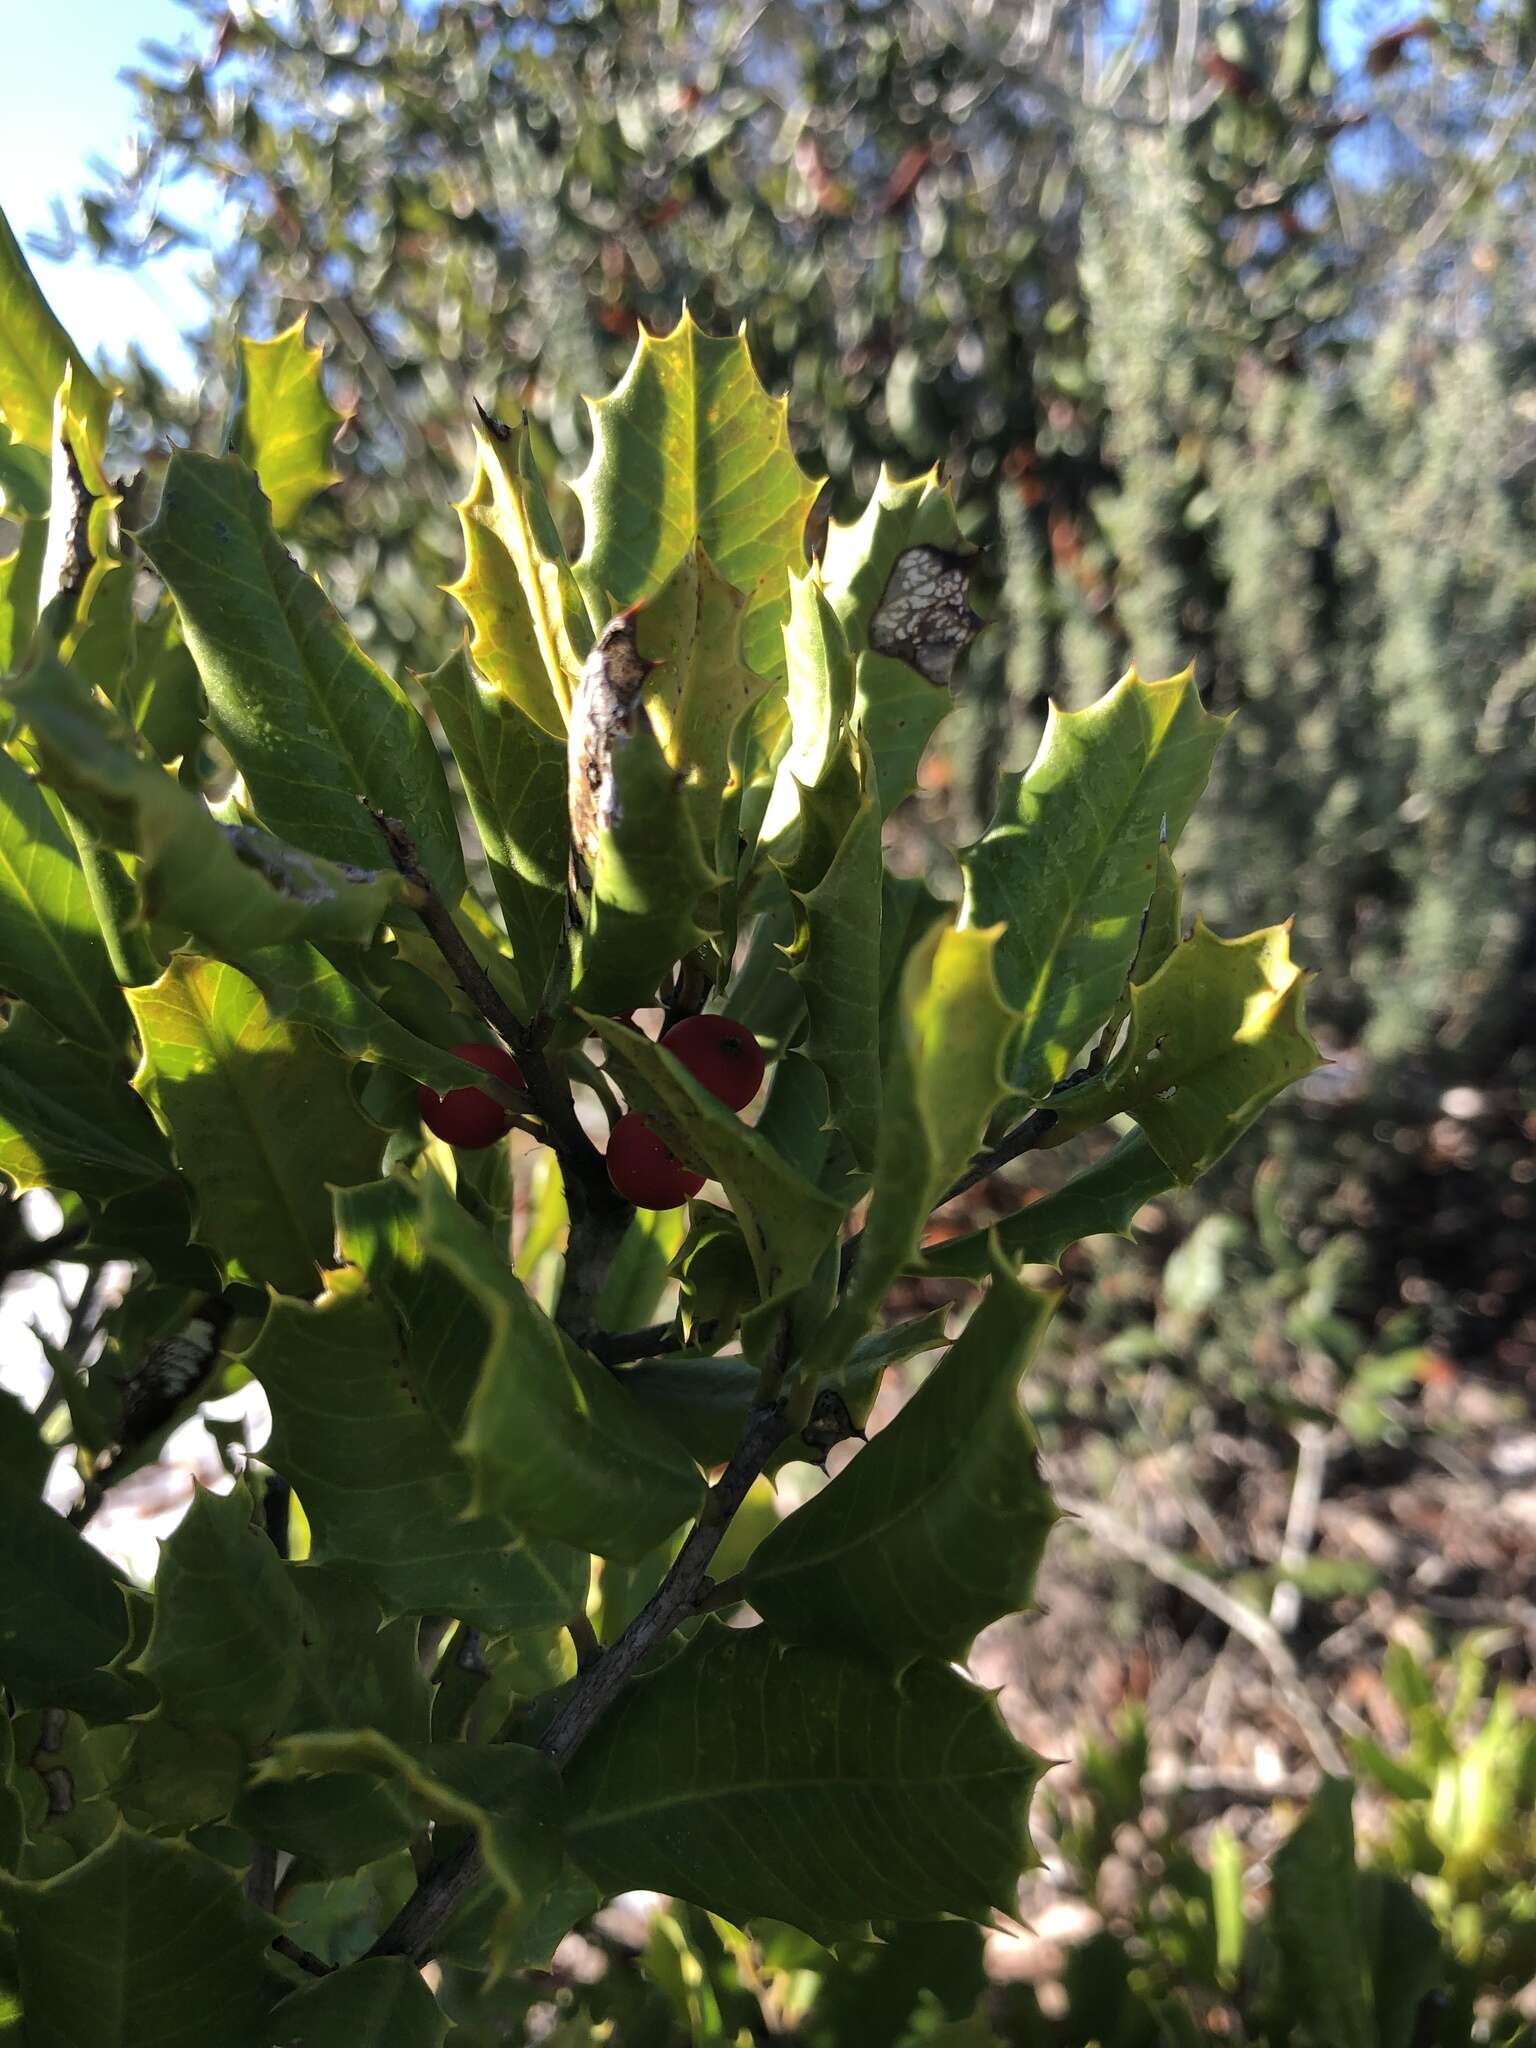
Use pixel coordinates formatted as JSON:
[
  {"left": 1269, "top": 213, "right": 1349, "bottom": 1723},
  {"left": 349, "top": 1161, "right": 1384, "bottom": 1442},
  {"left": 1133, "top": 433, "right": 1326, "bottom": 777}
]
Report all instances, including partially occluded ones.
[
  {"left": 606, "top": 1111, "right": 705, "bottom": 1209},
  {"left": 661, "top": 1014, "right": 766, "bottom": 1111},
  {"left": 418, "top": 1041, "right": 525, "bottom": 1150}
]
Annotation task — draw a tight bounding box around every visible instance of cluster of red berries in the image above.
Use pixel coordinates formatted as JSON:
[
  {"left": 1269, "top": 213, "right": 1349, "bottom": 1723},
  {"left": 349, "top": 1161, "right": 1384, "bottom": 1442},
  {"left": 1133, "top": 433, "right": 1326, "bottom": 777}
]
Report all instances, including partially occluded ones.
[
  {"left": 415, "top": 1015, "right": 766, "bottom": 1213},
  {"left": 605, "top": 1015, "right": 764, "bottom": 1210}
]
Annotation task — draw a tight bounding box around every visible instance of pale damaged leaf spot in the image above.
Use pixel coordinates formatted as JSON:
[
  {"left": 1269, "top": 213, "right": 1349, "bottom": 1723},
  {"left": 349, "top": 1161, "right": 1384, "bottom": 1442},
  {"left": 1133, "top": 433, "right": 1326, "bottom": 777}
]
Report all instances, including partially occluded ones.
[
  {"left": 868, "top": 543, "right": 980, "bottom": 686},
  {"left": 566, "top": 611, "right": 656, "bottom": 909}
]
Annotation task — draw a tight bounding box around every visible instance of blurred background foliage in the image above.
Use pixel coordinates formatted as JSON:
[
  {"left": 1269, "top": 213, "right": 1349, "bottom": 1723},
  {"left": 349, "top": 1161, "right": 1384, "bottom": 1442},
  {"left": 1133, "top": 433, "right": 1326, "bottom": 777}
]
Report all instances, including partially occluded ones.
[{"left": 20, "top": 0, "right": 1536, "bottom": 2034}]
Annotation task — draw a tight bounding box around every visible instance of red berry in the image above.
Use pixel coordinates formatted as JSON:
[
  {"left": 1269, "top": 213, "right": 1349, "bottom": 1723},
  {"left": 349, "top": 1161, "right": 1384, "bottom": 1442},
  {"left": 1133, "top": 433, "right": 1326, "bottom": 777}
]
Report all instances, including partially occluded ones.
[
  {"left": 418, "top": 1041, "right": 525, "bottom": 1150},
  {"left": 661, "top": 1014, "right": 766, "bottom": 1111},
  {"left": 606, "top": 1111, "right": 705, "bottom": 1209}
]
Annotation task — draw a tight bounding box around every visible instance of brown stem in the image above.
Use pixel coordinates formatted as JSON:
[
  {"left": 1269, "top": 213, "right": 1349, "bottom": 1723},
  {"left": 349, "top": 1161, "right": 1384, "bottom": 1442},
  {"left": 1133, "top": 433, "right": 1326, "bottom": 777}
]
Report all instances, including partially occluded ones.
[
  {"left": 365, "top": 1401, "right": 792, "bottom": 1966},
  {"left": 364, "top": 805, "right": 632, "bottom": 1339}
]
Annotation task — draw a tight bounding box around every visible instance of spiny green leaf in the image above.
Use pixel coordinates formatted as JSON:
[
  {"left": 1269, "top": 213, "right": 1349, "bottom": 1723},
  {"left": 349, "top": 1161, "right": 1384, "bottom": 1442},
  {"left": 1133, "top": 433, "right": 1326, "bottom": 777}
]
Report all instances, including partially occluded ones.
[
  {"left": 1053, "top": 919, "right": 1321, "bottom": 1179},
  {"left": 631, "top": 543, "right": 772, "bottom": 849},
  {"left": 417, "top": 1178, "right": 704, "bottom": 1562},
  {"left": 0, "top": 1477, "right": 142, "bottom": 1721},
  {"left": 584, "top": 1014, "right": 844, "bottom": 1305},
  {"left": 761, "top": 569, "right": 856, "bottom": 846},
  {"left": 234, "top": 318, "right": 343, "bottom": 530},
  {"left": 140, "top": 452, "right": 463, "bottom": 898},
  {"left": 235, "top": 941, "right": 505, "bottom": 1096},
  {"left": 0, "top": 1826, "right": 277, "bottom": 2048},
  {"left": 748, "top": 1249, "right": 1059, "bottom": 1666},
  {"left": 0, "top": 745, "right": 128, "bottom": 1052},
  {"left": 616, "top": 1309, "right": 950, "bottom": 1470},
  {"left": 575, "top": 310, "right": 820, "bottom": 681},
  {"left": 0, "top": 203, "right": 110, "bottom": 466},
  {"left": 801, "top": 919, "right": 1017, "bottom": 1382},
  {"left": 568, "top": 679, "right": 717, "bottom": 1016},
  {"left": 254, "top": 1730, "right": 561, "bottom": 1960},
  {"left": 133, "top": 1484, "right": 302, "bottom": 1746},
  {"left": 960, "top": 667, "right": 1229, "bottom": 1100},
  {"left": 243, "top": 1272, "right": 587, "bottom": 1631},
  {"left": 259, "top": 1958, "right": 448, "bottom": 2047},
  {"left": 854, "top": 650, "right": 953, "bottom": 816},
  {"left": 423, "top": 650, "right": 566, "bottom": 1013},
  {"left": 917, "top": 1130, "right": 1178, "bottom": 1279},
  {"left": 1098, "top": 841, "right": 1184, "bottom": 1054},
  {"left": 0, "top": 1006, "right": 172, "bottom": 1201},
  {"left": 109, "top": 598, "right": 203, "bottom": 764},
  {"left": 820, "top": 465, "right": 971, "bottom": 654},
  {"left": 331, "top": 1175, "right": 490, "bottom": 1440},
  {"left": 564, "top": 1622, "right": 1043, "bottom": 1943},
  {"left": 9, "top": 655, "right": 407, "bottom": 957},
  {"left": 448, "top": 406, "right": 591, "bottom": 739},
  {"left": 235, "top": 1568, "right": 438, "bottom": 1877},
  {"left": 781, "top": 752, "right": 884, "bottom": 1170},
  {"left": 127, "top": 954, "right": 381, "bottom": 1295}
]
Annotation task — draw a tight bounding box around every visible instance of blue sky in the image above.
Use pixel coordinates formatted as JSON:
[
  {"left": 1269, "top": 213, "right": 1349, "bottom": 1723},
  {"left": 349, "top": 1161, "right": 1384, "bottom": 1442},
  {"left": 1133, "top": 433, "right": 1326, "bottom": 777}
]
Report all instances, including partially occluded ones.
[
  {"left": 3, "top": 0, "right": 207, "bottom": 376},
  {"left": 5, "top": 0, "right": 1381, "bottom": 388}
]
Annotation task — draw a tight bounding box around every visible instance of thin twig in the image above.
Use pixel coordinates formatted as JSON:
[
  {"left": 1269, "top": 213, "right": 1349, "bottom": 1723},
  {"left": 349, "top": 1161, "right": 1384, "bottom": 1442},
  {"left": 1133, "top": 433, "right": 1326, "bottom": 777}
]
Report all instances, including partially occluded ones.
[
  {"left": 566, "top": 1612, "right": 601, "bottom": 1672},
  {"left": 1269, "top": 1423, "right": 1332, "bottom": 1636},
  {"left": 364, "top": 805, "right": 632, "bottom": 1338},
  {"left": 366, "top": 1401, "right": 793, "bottom": 1965},
  {"left": 934, "top": 1106, "right": 1061, "bottom": 1210},
  {"left": 1057, "top": 1492, "right": 1350, "bottom": 1776},
  {"left": 587, "top": 1322, "right": 683, "bottom": 1368},
  {"left": 272, "top": 1935, "right": 333, "bottom": 1979}
]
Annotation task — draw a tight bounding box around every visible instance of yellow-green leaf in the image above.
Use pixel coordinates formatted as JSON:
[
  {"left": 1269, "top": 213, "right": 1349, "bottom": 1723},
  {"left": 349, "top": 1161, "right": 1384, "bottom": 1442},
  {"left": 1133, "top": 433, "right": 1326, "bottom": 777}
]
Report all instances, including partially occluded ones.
[
  {"left": 0, "top": 742, "right": 128, "bottom": 1053},
  {"left": 1053, "top": 918, "right": 1322, "bottom": 1179},
  {"left": 423, "top": 649, "right": 567, "bottom": 1014},
  {"left": 961, "top": 667, "right": 1229, "bottom": 1101},
  {"left": 0, "top": 202, "right": 110, "bottom": 468},
  {"left": 448, "top": 406, "right": 592, "bottom": 739},
  {"left": 127, "top": 954, "right": 381, "bottom": 1295},
  {"left": 575, "top": 311, "right": 821, "bottom": 682},
  {"left": 234, "top": 317, "right": 343, "bottom": 530},
  {"left": 632, "top": 544, "right": 772, "bottom": 850}
]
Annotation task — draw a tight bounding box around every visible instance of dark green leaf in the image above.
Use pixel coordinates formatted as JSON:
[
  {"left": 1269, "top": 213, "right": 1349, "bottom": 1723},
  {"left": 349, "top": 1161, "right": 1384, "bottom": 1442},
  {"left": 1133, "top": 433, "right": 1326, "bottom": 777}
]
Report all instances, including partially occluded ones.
[
  {"left": 917, "top": 1131, "right": 1176, "bottom": 1280},
  {"left": 0, "top": 1479, "right": 140, "bottom": 1720},
  {"left": 747, "top": 1249, "right": 1059, "bottom": 1665},
  {"left": 1267, "top": 1777, "right": 1372, "bottom": 2048},
  {"left": 0, "top": 1826, "right": 277, "bottom": 2048},
  {"left": 565, "top": 1623, "right": 1043, "bottom": 1943},
  {"left": 140, "top": 452, "right": 463, "bottom": 899},
  {"left": 417, "top": 1179, "right": 703, "bottom": 1562},
  {"left": 0, "top": 1006, "right": 171, "bottom": 1201},
  {"left": 260, "top": 1957, "right": 447, "bottom": 2048},
  {"left": 243, "top": 1274, "right": 587, "bottom": 1631},
  {"left": 133, "top": 1485, "right": 302, "bottom": 1746}
]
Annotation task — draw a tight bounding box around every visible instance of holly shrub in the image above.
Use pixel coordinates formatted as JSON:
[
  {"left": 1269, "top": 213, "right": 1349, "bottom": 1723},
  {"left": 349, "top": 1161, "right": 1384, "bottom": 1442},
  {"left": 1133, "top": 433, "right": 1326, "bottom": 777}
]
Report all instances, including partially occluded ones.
[{"left": 0, "top": 205, "right": 1396, "bottom": 2045}]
